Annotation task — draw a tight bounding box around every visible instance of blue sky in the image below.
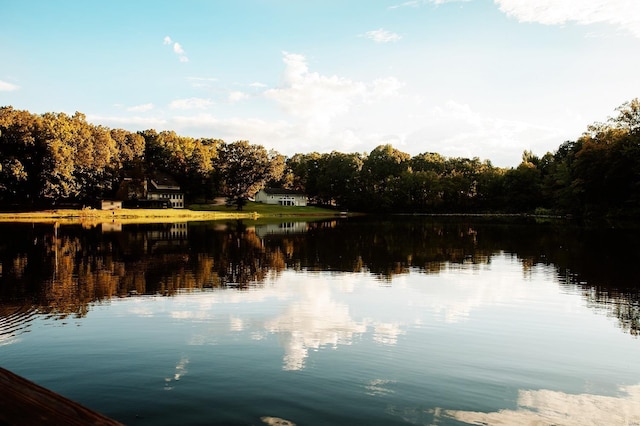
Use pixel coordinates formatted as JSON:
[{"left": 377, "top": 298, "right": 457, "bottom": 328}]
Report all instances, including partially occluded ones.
[{"left": 2, "top": 0, "right": 639, "bottom": 167}]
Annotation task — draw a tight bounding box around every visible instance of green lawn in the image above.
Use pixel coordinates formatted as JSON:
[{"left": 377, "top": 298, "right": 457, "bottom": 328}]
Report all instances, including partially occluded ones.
[{"left": 189, "top": 201, "right": 344, "bottom": 217}]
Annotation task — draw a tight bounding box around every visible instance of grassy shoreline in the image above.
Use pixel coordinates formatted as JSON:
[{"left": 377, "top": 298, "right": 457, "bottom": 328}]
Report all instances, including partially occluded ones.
[
  {"left": 0, "top": 202, "right": 345, "bottom": 225},
  {"left": 0, "top": 208, "right": 258, "bottom": 225}
]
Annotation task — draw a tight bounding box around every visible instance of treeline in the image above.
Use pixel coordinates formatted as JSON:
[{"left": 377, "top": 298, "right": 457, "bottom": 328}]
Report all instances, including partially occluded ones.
[{"left": 0, "top": 99, "right": 638, "bottom": 216}]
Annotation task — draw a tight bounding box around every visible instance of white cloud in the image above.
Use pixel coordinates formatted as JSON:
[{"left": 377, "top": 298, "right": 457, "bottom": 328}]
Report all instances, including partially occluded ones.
[
  {"left": 170, "top": 113, "right": 296, "bottom": 145},
  {"left": 169, "top": 97, "right": 213, "bottom": 110},
  {"left": 495, "top": 0, "right": 640, "bottom": 38},
  {"left": 228, "top": 91, "right": 249, "bottom": 102},
  {"left": 187, "top": 76, "right": 218, "bottom": 89},
  {"left": 369, "top": 77, "right": 404, "bottom": 100},
  {"left": 264, "top": 52, "right": 400, "bottom": 133},
  {"left": 0, "top": 80, "right": 19, "bottom": 91},
  {"left": 264, "top": 52, "right": 366, "bottom": 130},
  {"left": 249, "top": 82, "right": 268, "bottom": 88},
  {"left": 173, "top": 42, "right": 184, "bottom": 55},
  {"left": 126, "top": 103, "right": 154, "bottom": 112},
  {"left": 364, "top": 28, "right": 402, "bottom": 43},
  {"left": 163, "top": 36, "right": 189, "bottom": 62},
  {"left": 405, "top": 100, "right": 568, "bottom": 166}
]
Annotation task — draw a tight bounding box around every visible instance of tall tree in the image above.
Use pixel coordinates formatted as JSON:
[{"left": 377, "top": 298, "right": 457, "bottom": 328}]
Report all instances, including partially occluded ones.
[
  {"left": 216, "top": 141, "right": 274, "bottom": 210},
  {"left": 0, "top": 107, "right": 41, "bottom": 203},
  {"left": 361, "top": 144, "right": 411, "bottom": 211}
]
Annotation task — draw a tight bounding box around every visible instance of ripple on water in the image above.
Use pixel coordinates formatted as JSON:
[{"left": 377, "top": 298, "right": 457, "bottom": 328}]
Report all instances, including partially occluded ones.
[{"left": 0, "top": 305, "right": 37, "bottom": 346}]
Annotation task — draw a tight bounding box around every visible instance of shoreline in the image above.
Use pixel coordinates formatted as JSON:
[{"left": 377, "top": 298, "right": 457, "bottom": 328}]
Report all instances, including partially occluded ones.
[{"left": 0, "top": 208, "right": 258, "bottom": 225}]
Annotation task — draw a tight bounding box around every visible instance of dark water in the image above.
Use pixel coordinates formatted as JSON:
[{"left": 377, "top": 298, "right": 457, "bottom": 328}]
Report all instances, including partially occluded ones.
[{"left": 1, "top": 217, "right": 640, "bottom": 425}]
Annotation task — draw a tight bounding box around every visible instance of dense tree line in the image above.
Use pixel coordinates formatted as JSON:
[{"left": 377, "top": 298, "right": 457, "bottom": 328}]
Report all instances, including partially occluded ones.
[{"left": 0, "top": 99, "right": 638, "bottom": 216}]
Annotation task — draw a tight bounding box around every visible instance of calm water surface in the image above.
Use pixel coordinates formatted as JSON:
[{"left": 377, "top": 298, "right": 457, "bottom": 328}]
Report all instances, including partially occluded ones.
[{"left": 1, "top": 217, "right": 639, "bottom": 425}]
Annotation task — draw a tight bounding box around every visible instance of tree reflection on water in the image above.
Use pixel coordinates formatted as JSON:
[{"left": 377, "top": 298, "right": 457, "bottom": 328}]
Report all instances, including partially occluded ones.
[{"left": 0, "top": 217, "right": 638, "bottom": 336}]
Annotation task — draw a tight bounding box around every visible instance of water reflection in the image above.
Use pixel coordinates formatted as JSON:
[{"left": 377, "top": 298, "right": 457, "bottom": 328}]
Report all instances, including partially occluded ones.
[
  {"left": 436, "top": 384, "right": 640, "bottom": 425},
  {"left": 0, "top": 305, "right": 36, "bottom": 346},
  {"left": 0, "top": 217, "right": 639, "bottom": 343},
  {"left": 263, "top": 275, "right": 368, "bottom": 370}
]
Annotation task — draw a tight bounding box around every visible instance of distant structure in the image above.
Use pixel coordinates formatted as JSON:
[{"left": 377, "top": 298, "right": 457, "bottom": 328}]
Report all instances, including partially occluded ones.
[
  {"left": 146, "top": 174, "right": 184, "bottom": 208},
  {"left": 254, "top": 188, "right": 307, "bottom": 206},
  {"left": 119, "top": 172, "right": 184, "bottom": 209},
  {"left": 100, "top": 200, "right": 122, "bottom": 210}
]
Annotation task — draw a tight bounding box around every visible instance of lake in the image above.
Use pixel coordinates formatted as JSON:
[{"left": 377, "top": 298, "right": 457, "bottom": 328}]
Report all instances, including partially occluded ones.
[{"left": 1, "top": 216, "right": 640, "bottom": 425}]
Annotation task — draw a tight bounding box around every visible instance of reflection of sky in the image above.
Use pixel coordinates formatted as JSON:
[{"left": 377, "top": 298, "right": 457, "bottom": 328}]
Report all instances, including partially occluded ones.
[
  {"left": 437, "top": 384, "right": 640, "bottom": 425},
  {"left": 4, "top": 252, "right": 640, "bottom": 426},
  {"left": 97, "top": 251, "right": 636, "bottom": 378},
  {"left": 164, "top": 356, "right": 189, "bottom": 391},
  {"left": 263, "top": 280, "right": 367, "bottom": 370},
  {"left": 114, "top": 254, "right": 594, "bottom": 372}
]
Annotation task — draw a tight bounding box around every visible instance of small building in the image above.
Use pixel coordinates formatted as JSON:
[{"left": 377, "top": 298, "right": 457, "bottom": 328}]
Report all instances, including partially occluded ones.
[
  {"left": 255, "top": 188, "right": 307, "bottom": 206},
  {"left": 100, "top": 200, "right": 122, "bottom": 210}
]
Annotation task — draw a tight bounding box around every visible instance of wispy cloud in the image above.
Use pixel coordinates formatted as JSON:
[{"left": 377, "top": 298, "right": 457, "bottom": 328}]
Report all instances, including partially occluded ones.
[
  {"left": 228, "top": 91, "right": 249, "bottom": 103},
  {"left": 163, "top": 35, "right": 189, "bottom": 62},
  {"left": 495, "top": 0, "right": 640, "bottom": 38},
  {"left": 0, "top": 80, "right": 19, "bottom": 91},
  {"left": 169, "top": 97, "right": 213, "bottom": 110},
  {"left": 127, "top": 103, "right": 154, "bottom": 112},
  {"left": 187, "top": 76, "right": 218, "bottom": 89},
  {"left": 364, "top": 28, "right": 402, "bottom": 43},
  {"left": 249, "top": 82, "right": 268, "bottom": 88}
]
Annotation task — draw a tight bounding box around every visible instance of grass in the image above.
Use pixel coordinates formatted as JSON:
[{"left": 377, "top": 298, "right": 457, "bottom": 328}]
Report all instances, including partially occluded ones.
[
  {"left": 0, "top": 202, "right": 347, "bottom": 225},
  {"left": 0, "top": 208, "right": 256, "bottom": 225}
]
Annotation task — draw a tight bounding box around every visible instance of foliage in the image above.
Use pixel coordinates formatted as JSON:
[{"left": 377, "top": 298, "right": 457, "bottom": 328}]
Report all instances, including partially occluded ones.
[
  {"left": 215, "top": 141, "right": 280, "bottom": 210},
  {"left": 1, "top": 98, "right": 640, "bottom": 217}
]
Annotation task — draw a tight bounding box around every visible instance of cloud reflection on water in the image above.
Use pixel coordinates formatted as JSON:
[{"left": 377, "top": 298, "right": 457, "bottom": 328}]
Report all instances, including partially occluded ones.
[
  {"left": 149, "top": 257, "right": 569, "bottom": 371},
  {"left": 435, "top": 384, "right": 640, "bottom": 425},
  {"left": 263, "top": 280, "right": 367, "bottom": 370}
]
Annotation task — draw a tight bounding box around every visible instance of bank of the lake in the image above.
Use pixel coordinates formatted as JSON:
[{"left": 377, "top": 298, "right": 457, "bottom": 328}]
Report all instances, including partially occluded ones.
[{"left": 0, "top": 202, "right": 344, "bottom": 225}]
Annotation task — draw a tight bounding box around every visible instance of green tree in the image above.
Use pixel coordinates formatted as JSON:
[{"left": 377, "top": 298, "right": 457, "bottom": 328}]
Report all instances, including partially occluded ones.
[
  {"left": 216, "top": 141, "right": 274, "bottom": 210},
  {"left": 315, "top": 151, "right": 363, "bottom": 208},
  {"left": 0, "top": 107, "right": 41, "bottom": 203},
  {"left": 361, "top": 144, "right": 411, "bottom": 211}
]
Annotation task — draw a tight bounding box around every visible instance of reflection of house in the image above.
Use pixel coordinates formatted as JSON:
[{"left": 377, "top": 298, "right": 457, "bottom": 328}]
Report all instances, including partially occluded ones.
[
  {"left": 144, "top": 223, "right": 189, "bottom": 253},
  {"left": 255, "top": 188, "right": 307, "bottom": 206},
  {"left": 101, "top": 222, "right": 122, "bottom": 232},
  {"left": 146, "top": 223, "right": 188, "bottom": 240},
  {"left": 255, "top": 222, "right": 308, "bottom": 238}
]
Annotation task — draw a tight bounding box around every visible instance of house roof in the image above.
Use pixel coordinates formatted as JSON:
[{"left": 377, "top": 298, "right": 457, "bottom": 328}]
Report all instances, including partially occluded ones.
[
  {"left": 150, "top": 172, "right": 180, "bottom": 187},
  {"left": 260, "top": 188, "right": 306, "bottom": 196}
]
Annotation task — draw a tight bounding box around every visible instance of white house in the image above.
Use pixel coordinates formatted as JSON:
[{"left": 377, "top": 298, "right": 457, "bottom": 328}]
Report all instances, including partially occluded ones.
[
  {"left": 100, "top": 200, "right": 122, "bottom": 210},
  {"left": 254, "top": 188, "right": 307, "bottom": 206}
]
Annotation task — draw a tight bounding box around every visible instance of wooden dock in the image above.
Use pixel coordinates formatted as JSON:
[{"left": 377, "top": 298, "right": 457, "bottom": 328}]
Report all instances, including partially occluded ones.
[{"left": 0, "top": 367, "right": 124, "bottom": 425}]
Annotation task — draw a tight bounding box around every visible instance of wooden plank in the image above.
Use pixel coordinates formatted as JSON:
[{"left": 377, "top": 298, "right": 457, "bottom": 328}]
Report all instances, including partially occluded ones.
[{"left": 0, "top": 367, "right": 123, "bottom": 425}]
